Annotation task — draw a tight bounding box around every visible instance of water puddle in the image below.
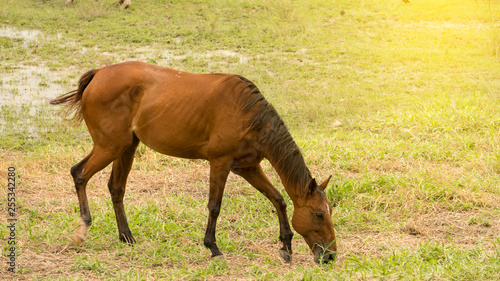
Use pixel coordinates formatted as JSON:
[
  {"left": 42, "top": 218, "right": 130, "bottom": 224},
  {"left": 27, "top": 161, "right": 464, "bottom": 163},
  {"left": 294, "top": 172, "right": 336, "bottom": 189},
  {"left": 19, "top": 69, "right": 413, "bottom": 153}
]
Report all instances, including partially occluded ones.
[
  {"left": 0, "top": 26, "right": 62, "bottom": 106},
  {"left": 0, "top": 26, "right": 66, "bottom": 136},
  {"left": 134, "top": 48, "right": 251, "bottom": 66},
  {"left": 0, "top": 65, "right": 65, "bottom": 107},
  {"left": 0, "top": 64, "right": 65, "bottom": 137},
  {"left": 163, "top": 49, "right": 250, "bottom": 64},
  {"left": 0, "top": 26, "right": 43, "bottom": 48}
]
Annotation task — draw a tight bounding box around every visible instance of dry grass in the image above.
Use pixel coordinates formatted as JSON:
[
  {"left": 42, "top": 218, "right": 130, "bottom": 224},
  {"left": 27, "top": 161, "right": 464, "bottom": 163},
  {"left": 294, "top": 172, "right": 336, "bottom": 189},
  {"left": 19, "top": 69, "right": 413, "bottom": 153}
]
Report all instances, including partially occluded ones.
[{"left": 1, "top": 147, "right": 499, "bottom": 279}]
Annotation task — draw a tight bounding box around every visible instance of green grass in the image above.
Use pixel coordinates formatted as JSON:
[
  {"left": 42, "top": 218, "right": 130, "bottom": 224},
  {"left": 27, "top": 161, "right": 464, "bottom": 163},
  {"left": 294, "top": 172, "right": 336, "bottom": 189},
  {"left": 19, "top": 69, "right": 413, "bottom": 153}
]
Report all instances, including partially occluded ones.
[{"left": 1, "top": 0, "right": 500, "bottom": 279}]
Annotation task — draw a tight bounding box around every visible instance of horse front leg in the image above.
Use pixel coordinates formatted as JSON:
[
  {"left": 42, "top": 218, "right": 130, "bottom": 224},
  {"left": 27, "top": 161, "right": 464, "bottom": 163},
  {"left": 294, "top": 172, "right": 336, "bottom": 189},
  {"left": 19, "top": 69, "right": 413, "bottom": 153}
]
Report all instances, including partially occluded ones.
[
  {"left": 203, "top": 158, "right": 231, "bottom": 258},
  {"left": 232, "top": 165, "right": 294, "bottom": 262}
]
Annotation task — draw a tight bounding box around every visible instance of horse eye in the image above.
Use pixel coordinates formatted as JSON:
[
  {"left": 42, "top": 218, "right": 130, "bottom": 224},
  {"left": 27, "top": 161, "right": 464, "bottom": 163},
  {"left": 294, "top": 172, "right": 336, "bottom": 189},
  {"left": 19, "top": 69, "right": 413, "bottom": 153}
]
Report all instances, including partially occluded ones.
[{"left": 315, "top": 213, "right": 324, "bottom": 219}]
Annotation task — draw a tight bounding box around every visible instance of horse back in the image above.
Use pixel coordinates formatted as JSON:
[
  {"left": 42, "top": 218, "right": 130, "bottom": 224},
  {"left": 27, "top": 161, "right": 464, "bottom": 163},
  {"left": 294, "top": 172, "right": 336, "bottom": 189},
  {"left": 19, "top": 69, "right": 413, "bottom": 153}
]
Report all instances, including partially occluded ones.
[{"left": 82, "top": 62, "right": 257, "bottom": 160}]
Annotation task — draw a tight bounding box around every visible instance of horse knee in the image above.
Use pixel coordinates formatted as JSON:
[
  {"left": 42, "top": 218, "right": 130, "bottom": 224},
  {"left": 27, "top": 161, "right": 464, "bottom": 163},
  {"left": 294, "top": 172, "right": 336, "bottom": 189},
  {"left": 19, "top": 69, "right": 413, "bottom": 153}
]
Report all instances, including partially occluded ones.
[
  {"left": 276, "top": 197, "right": 287, "bottom": 212},
  {"left": 280, "top": 230, "right": 293, "bottom": 241}
]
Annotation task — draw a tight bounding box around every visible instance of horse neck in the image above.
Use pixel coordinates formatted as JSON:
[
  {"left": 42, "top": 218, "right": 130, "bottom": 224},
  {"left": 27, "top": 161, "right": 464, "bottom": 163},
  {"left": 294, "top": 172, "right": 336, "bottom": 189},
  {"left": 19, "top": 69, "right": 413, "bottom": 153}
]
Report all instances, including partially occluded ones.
[{"left": 261, "top": 131, "right": 313, "bottom": 200}]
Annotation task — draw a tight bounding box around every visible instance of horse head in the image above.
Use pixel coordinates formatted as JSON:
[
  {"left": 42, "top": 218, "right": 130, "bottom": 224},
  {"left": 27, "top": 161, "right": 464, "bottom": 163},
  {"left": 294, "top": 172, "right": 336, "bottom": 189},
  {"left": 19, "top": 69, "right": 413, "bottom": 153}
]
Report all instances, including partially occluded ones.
[{"left": 291, "top": 176, "right": 337, "bottom": 264}]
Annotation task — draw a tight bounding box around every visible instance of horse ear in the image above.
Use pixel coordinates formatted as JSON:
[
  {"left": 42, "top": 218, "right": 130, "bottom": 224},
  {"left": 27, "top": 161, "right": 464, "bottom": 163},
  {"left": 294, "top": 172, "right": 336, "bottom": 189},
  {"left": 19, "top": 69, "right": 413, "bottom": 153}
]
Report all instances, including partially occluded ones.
[
  {"left": 319, "top": 175, "right": 332, "bottom": 191},
  {"left": 308, "top": 178, "right": 318, "bottom": 195}
]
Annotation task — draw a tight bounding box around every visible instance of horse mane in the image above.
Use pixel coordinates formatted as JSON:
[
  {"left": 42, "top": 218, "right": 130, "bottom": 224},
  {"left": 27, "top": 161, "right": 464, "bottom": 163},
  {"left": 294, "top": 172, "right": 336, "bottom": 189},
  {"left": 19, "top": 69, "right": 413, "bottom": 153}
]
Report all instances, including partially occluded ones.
[{"left": 233, "top": 75, "right": 313, "bottom": 195}]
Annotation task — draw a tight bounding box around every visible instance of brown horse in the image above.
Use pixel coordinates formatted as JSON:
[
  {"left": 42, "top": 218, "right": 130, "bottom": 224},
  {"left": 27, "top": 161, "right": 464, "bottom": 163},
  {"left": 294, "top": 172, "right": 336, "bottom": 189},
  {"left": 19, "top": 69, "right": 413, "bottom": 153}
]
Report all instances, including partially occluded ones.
[
  {"left": 50, "top": 61, "right": 336, "bottom": 264},
  {"left": 66, "top": 0, "right": 131, "bottom": 9}
]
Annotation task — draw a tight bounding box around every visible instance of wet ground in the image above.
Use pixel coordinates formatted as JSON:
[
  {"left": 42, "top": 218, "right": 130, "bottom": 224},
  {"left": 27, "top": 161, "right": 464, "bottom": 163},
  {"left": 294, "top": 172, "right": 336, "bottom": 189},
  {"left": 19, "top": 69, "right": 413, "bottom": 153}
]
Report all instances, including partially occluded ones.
[{"left": 0, "top": 27, "right": 65, "bottom": 107}]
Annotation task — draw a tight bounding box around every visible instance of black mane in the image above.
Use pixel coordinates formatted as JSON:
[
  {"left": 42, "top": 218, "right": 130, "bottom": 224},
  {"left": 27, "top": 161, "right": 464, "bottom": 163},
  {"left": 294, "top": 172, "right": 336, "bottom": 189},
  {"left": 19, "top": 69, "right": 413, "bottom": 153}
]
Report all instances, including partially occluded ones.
[{"left": 234, "top": 75, "right": 313, "bottom": 195}]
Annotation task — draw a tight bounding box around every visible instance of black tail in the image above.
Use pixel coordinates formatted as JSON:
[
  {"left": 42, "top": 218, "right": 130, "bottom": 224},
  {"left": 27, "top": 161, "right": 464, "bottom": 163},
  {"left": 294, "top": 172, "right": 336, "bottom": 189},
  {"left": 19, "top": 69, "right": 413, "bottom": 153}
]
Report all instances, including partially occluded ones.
[{"left": 50, "top": 69, "right": 97, "bottom": 123}]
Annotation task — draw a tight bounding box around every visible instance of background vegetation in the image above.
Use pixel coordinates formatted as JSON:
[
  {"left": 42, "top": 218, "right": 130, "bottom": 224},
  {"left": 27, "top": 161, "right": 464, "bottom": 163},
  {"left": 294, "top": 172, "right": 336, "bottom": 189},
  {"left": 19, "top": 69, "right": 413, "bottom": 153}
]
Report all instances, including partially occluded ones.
[{"left": 1, "top": 0, "right": 499, "bottom": 279}]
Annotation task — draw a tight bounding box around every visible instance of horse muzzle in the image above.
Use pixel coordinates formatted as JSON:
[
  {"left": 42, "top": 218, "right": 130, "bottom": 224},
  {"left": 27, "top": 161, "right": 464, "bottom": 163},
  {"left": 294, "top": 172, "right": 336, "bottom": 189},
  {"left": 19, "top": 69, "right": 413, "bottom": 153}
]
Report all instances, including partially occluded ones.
[{"left": 313, "top": 244, "right": 336, "bottom": 264}]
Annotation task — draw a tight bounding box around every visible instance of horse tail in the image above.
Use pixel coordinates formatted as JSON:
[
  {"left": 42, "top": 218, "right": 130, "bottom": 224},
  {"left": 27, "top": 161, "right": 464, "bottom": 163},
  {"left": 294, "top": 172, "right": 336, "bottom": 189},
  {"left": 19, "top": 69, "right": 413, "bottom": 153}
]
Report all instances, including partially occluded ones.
[{"left": 50, "top": 69, "right": 97, "bottom": 123}]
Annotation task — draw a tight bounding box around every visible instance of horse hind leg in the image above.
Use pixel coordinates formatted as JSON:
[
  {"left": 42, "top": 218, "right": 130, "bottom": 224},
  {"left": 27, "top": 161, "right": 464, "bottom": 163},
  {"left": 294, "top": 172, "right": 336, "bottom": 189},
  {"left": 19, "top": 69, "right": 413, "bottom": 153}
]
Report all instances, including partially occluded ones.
[
  {"left": 70, "top": 154, "right": 92, "bottom": 245},
  {"left": 203, "top": 157, "right": 232, "bottom": 258},
  {"left": 107, "top": 136, "right": 140, "bottom": 244},
  {"left": 69, "top": 145, "right": 128, "bottom": 245}
]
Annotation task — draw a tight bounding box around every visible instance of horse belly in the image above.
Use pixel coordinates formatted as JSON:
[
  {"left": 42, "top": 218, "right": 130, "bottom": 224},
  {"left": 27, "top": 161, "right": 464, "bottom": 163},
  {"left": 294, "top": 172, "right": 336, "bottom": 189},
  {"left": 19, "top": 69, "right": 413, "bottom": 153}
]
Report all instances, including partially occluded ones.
[{"left": 131, "top": 103, "right": 213, "bottom": 159}]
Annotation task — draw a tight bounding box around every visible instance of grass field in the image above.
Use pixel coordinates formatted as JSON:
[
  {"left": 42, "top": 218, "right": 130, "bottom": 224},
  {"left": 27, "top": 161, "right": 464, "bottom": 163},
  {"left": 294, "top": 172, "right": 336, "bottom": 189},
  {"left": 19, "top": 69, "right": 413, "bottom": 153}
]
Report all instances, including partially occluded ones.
[{"left": 1, "top": 0, "right": 500, "bottom": 279}]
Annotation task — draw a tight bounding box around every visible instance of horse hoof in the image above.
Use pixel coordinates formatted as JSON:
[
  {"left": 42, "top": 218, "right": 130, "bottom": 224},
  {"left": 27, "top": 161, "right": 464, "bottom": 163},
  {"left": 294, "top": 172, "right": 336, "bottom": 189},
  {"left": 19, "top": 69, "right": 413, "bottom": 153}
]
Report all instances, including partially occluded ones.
[
  {"left": 279, "top": 249, "right": 292, "bottom": 263},
  {"left": 120, "top": 234, "right": 136, "bottom": 245},
  {"left": 71, "top": 233, "right": 86, "bottom": 245},
  {"left": 210, "top": 254, "right": 225, "bottom": 261}
]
